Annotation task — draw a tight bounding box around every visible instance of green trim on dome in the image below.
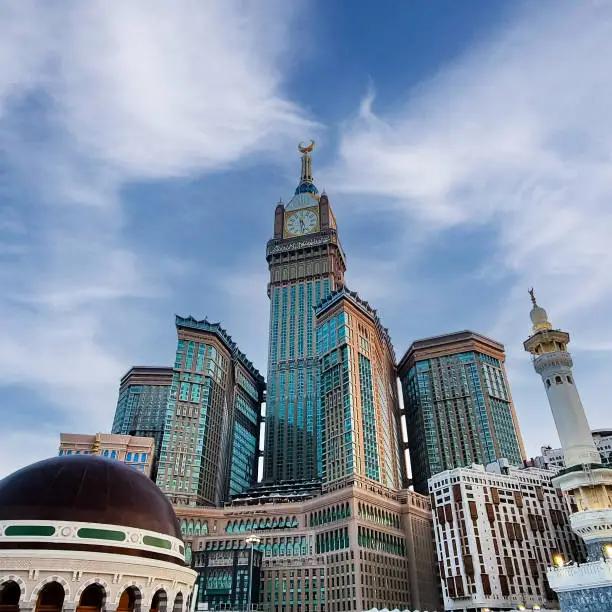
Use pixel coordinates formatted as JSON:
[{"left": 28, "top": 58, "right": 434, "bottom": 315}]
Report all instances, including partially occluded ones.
[
  {"left": 143, "top": 535, "right": 172, "bottom": 550},
  {"left": 5, "top": 525, "right": 55, "bottom": 537},
  {"left": 77, "top": 527, "right": 126, "bottom": 541}
]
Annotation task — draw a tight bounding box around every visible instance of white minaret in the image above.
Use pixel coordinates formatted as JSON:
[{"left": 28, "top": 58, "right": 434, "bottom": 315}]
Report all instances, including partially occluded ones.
[
  {"left": 523, "top": 289, "right": 600, "bottom": 468},
  {"left": 524, "top": 289, "right": 612, "bottom": 611}
]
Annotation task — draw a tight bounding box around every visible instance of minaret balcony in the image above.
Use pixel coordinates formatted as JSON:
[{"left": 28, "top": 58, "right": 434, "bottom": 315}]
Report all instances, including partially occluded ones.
[
  {"left": 570, "top": 508, "right": 612, "bottom": 543},
  {"left": 533, "top": 350, "right": 573, "bottom": 375},
  {"left": 553, "top": 463, "right": 612, "bottom": 492},
  {"left": 547, "top": 558, "right": 612, "bottom": 594}
]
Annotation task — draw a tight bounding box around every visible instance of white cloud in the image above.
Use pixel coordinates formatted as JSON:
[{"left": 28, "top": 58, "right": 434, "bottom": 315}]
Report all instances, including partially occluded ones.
[
  {"left": 328, "top": 1, "right": 612, "bottom": 455},
  {"left": 0, "top": 0, "right": 311, "bottom": 476}
]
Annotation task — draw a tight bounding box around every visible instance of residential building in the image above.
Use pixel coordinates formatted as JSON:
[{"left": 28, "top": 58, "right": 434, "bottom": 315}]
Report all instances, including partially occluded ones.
[
  {"left": 58, "top": 433, "right": 155, "bottom": 476},
  {"left": 538, "top": 429, "right": 612, "bottom": 470},
  {"left": 315, "top": 286, "right": 406, "bottom": 492},
  {"left": 176, "top": 484, "right": 441, "bottom": 612},
  {"left": 398, "top": 330, "right": 526, "bottom": 494},
  {"left": 112, "top": 366, "right": 173, "bottom": 478},
  {"left": 430, "top": 460, "right": 583, "bottom": 611},
  {"left": 523, "top": 291, "right": 612, "bottom": 610},
  {"left": 264, "top": 142, "right": 346, "bottom": 484},
  {"left": 156, "top": 315, "right": 265, "bottom": 507}
]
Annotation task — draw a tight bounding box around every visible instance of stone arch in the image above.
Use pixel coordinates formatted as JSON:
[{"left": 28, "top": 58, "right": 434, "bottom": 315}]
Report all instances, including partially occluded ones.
[
  {"left": 116, "top": 584, "right": 144, "bottom": 612},
  {"left": 150, "top": 589, "right": 167, "bottom": 612},
  {"left": 33, "top": 581, "right": 66, "bottom": 612},
  {"left": 77, "top": 582, "right": 106, "bottom": 612},
  {"left": 30, "top": 577, "right": 70, "bottom": 606},
  {"left": 0, "top": 577, "right": 26, "bottom": 606},
  {"left": 171, "top": 594, "right": 183, "bottom": 612},
  {"left": 0, "top": 579, "right": 23, "bottom": 612},
  {"left": 76, "top": 579, "right": 110, "bottom": 612}
]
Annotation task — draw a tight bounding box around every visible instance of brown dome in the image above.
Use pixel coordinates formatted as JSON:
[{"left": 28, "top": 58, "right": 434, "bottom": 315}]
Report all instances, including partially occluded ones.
[{"left": 0, "top": 455, "right": 181, "bottom": 539}]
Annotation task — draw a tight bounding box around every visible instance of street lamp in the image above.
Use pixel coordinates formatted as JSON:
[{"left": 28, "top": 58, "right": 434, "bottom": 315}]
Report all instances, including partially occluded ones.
[
  {"left": 552, "top": 553, "right": 565, "bottom": 568},
  {"left": 245, "top": 536, "right": 261, "bottom": 612}
]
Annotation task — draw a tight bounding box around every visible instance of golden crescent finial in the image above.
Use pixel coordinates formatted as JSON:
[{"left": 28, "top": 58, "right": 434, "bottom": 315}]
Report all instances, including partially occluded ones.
[{"left": 298, "top": 140, "right": 315, "bottom": 154}]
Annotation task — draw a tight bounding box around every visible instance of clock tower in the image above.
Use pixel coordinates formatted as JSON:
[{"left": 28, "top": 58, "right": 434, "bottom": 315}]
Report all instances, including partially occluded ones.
[{"left": 264, "top": 142, "right": 346, "bottom": 483}]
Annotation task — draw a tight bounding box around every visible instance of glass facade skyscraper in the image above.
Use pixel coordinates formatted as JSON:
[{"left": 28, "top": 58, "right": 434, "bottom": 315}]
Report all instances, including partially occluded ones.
[
  {"left": 112, "top": 366, "right": 173, "bottom": 479},
  {"left": 156, "top": 315, "right": 265, "bottom": 506},
  {"left": 397, "top": 331, "right": 526, "bottom": 494},
  {"left": 263, "top": 144, "right": 346, "bottom": 483},
  {"left": 315, "top": 287, "right": 406, "bottom": 491}
]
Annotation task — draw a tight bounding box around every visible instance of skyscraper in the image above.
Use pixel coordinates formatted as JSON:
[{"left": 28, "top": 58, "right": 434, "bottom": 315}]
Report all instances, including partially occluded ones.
[
  {"left": 112, "top": 366, "right": 173, "bottom": 478},
  {"left": 524, "top": 291, "right": 612, "bottom": 610},
  {"left": 398, "top": 331, "right": 526, "bottom": 494},
  {"left": 264, "top": 142, "right": 346, "bottom": 483},
  {"left": 156, "top": 315, "right": 265, "bottom": 506},
  {"left": 315, "top": 286, "right": 406, "bottom": 491}
]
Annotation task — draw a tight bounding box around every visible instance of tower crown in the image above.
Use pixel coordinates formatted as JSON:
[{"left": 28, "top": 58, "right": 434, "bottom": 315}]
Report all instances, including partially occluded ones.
[
  {"left": 524, "top": 289, "right": 569, "bottom": 355},
  {"left": 529, "top": 287, "right": 552, "bottom": 331}
]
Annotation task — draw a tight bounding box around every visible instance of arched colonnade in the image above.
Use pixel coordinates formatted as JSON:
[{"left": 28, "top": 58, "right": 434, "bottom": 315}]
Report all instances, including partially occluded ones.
[{"left": 0, "top": 580, "right": 187, "bottom": 612}]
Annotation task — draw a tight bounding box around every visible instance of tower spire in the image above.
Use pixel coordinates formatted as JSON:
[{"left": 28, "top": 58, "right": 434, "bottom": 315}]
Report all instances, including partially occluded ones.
[{"left": 295, "top": 141, "right": 318, "bottom": 196}]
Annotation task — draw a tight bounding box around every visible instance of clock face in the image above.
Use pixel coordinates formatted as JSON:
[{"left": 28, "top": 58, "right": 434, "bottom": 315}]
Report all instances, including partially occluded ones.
[{"left": 286, "top": 209, "right": 318, "bottom": 236}]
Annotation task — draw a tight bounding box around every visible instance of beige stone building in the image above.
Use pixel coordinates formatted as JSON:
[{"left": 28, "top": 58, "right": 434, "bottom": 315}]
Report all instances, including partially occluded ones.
[
  {"left": 175, "top": 483, "right": 441, "bottom": 612},
  {"left": 59, "top": 433, "right": 155, "bottom": 477},
  {"left": 315, "top": 287, "right": 406, "bottom": 493}
]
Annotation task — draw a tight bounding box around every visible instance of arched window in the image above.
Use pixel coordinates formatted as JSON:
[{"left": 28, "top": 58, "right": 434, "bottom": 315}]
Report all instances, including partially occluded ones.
[
  {"left": 172, "top": 594, "right": 183, "bottom": 612},
  {"left": 567, "top": 376, "right": 573, "bottom": 384},
  {"left": 78, "top": 584, "right": 105, "bottom": 612},
  {"left": 555, "top": 376, "right": 562, "bottom": 384},
  {"left": 194, "top": 522, "right": 201, "bottom": 536},
  {"left": 151, "top": 590, "right": 167, "bottom": 612},
  {"left": 117, "top": 587, "right": 141, "bottom": 612},
  {"left": 35, "top": 582, "right": 65, "bottom": 612},
  {"left": 546, "top": 379, "right": 552, "bottom": 388},
  {"left": 0, "top": 580, "right": 22, "bottom": 611}
]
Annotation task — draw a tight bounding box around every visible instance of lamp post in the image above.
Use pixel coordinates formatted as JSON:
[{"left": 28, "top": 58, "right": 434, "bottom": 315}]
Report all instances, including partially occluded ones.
[{"left": 245, "top": 536, "right": 261, "bottom": 612}]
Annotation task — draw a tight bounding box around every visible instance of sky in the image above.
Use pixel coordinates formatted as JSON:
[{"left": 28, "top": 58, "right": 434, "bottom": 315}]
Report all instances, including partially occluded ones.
[{"left": 1, "top": 0, "right": 612, "bottom": 479}]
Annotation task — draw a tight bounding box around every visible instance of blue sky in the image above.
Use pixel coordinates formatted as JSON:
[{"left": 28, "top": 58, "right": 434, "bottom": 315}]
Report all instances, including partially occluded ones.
[{"left": 1, "top": 0, "right": 612, "bottom": 478}]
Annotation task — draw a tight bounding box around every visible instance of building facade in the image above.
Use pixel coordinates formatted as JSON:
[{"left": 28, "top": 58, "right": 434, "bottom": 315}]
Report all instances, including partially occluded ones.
[
  {"left": 175, "top": 485, "right": 441, "bottom": 612},
  {"left": 58, "top": 433, "right": 155, "bottom": 477},
  {"left": 112, "top": 366, "right": 173, "bottom": 478},
  {"left": 523, "top": 291, "right": 612, "bottom": 611},
  {"left": 192, "top": 547, "right": 262, "bottom": 612},
  {"left": 538, "top": 429, "right": 612, "bottom": 470},
  {"left": 315, "top": 287, "right": 406, "bottom": 492},
  {"left": 398, "top": 331, "right": 526, "bottom": 494},
  {"left": 430, "top": 460, "right": 583, "bottom": 611},
  {"left": 156, "top": 315, "right": 265, "bottom": 507},
  {"left": 264, "top": 143, "right": 346, "bottom": 484}
]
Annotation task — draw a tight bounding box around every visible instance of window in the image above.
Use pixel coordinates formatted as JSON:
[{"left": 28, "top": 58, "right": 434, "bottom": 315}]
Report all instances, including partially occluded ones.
[
  {"left": 111, "top": 450, "right": 117, "bottom": 459},
  {"left": 126, "top": 452, "right": 132, "bottom": 461},
  {"left": 103, "top": 450, "right": 109, "bottom": 457},
  {"left": 141, "top": 453, "right": 147, "bottom": 462},
  {"left": 555, "top": 376, "right": 562, "bottom": 385}
]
